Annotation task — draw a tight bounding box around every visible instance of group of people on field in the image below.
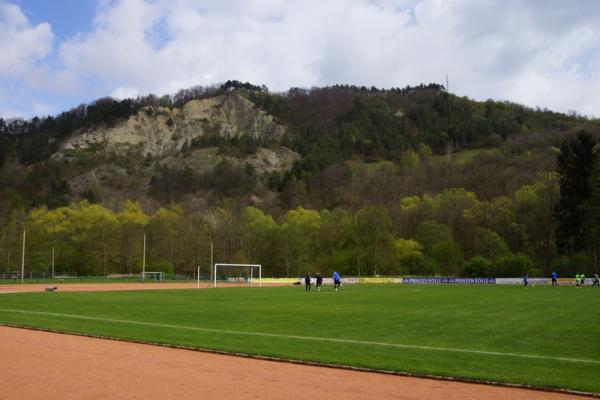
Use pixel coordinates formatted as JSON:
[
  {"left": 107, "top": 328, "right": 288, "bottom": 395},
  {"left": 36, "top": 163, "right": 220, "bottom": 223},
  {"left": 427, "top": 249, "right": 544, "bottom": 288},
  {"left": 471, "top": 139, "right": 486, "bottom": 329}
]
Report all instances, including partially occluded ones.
[
  {"left": 576, "top": 273, "right": 600, "bottom": 288},
  {"left": 525, "top": 271, "right": 600, "bottom": 287},
  {"left": 304, "top": 272, "right": 342, "bottom": 291}
]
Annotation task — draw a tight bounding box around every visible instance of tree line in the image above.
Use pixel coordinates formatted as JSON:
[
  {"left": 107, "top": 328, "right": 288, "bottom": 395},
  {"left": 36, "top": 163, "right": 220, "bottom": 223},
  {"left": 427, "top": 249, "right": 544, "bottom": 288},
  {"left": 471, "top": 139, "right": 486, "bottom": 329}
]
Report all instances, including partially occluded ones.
[{"left": 2, "top": 142, "right": 598, "bottom": 278}]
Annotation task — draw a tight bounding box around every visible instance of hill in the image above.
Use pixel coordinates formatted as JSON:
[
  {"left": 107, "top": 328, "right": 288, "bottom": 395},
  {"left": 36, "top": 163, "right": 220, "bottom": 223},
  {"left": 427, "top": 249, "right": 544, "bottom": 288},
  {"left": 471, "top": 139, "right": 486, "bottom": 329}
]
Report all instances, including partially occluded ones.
[{"left": 0, "top": 82, "right": 599, "bottom": 278}]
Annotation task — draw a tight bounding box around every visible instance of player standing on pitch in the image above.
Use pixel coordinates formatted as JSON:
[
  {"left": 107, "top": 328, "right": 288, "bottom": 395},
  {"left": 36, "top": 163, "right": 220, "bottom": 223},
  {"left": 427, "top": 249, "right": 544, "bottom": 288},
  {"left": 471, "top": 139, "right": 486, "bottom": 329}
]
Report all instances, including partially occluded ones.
[
  {"left": 523, "top": 273, "right": 528, "bottom": 287},
  {"left": 551, "top": 271, "right": 558, "bottom": 287},
  {"left": 333, "top": 271, "right": 341, "bottom": 291},
  {"left": 304, "top": 273, "right": 311, "bottom": 291},
  {"left": 593, "top": 273, "right": 599, "bottom": 287},
  {"left": 315, "top": 273, "right": 323, "bottom": 291}
]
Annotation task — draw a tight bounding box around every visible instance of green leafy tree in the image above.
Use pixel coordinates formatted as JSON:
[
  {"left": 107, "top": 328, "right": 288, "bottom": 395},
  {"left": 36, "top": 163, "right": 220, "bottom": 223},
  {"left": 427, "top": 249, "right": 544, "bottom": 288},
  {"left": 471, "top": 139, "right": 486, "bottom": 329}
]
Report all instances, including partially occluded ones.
[
  {"left": 555, "top": 131, "right": 597, "bottom": 255},
  {"left": 317, "top": 208, "right": 354, "bottom": 276},
  {"left": 241, "top": 206, "right": 279, "bottom": 275},
  {"left": 415, "top": 220, "right": 452, "bottom": 252},
  {"left": 117, "top": 201, "right": 149, "bottom": 274},
  {"left": 582, "top": 160, "right": 600, "bottom": 272},
  {"left": 492, "top": 254, "right": 533, "bottom": 277},
  {"left": 147, "top": 205, "right": 182, "bottom": 272},
  {"left": 471, "top": 228, "right": 510, "bottom": 260},
  {"left": 431, "top": 240, "right": 463, "bottom": 276},
  {"left": 464, "top": 256, "right": 492, "bottom": 277},
  {"left": 356, "top": 206, "right": 393, "bottom": 276},
  {"left": 386, "top": 238, "right": 423, "bottom": 275},
  {"left": 281, "top": 207, "right": 321, "bottom": 276}
]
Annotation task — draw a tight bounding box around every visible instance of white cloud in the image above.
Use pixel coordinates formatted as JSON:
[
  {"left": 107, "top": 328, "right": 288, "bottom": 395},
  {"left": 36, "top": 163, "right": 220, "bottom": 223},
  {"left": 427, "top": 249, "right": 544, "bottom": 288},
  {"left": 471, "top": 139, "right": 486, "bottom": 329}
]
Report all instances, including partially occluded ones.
[
  {"left": 2, "top": 0, "right": 600, "bottom": 118},
  {"left": 111, "top": 86, "right": 142, "bottom": 99},
  {"left": 0, "top": 2, "right": 53, "bottom": 78}
]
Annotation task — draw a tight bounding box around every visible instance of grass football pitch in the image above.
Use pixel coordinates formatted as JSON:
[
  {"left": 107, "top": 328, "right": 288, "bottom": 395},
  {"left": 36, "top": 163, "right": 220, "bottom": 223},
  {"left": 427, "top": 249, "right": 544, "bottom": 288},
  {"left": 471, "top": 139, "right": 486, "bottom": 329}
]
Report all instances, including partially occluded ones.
[{"left": 1, "top": 284, "right": 599, "bottom": 393}]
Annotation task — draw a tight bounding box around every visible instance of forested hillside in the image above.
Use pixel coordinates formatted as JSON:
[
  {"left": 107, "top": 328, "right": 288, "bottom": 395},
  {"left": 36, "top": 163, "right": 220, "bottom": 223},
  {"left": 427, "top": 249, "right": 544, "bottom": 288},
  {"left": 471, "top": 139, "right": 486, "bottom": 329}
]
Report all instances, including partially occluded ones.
[{"left": 1, "top": 82, "right": 599, "bottom": 278}]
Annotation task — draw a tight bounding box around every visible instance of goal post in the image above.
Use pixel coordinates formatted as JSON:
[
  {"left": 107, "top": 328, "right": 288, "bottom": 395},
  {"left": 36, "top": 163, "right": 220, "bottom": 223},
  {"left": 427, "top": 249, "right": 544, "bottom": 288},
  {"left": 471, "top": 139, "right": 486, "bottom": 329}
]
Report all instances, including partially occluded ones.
[
  {"left": 213, "top": 263, "right": 262, "bottom": 288},
  {"left": 141, "top": 271, "right": 164, "bottom": 281}
]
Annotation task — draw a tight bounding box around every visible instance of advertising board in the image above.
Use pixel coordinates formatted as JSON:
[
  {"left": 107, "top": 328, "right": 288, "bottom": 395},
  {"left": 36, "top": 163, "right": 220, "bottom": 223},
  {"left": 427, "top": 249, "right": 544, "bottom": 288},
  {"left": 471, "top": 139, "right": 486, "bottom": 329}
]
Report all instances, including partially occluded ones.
[{"left": 402, "top": 277, "right": 496, "bottom": 284}]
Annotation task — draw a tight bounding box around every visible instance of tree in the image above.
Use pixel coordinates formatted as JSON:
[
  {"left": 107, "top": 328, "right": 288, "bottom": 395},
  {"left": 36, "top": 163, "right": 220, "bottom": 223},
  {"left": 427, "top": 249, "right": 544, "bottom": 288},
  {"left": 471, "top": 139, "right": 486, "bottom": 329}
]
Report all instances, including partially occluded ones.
[
  {"left": 513, "top": 173, "right": 559, "bottom": 271},
  {"left": 281, "top": 207, "right": 321, "bottom": 277},
  {"left": 415, "top": 220, "right": 452, "bottom": 252},
  {"left": 582, "top": 159, "right": 600, "bottom": 272},
  {"left": 471, "top": 228, "right": 510, "bottom": 260},
  {"left": 555, "top": 131, "right": 597, "bottom": 255},
  {"left": 117, "top": 201, "right": 149, "bottom": 274},
  {"left": 147, "top": 205, "right": 182, "bottom": 273},
  {"left": 431, "top": 240, "right": 463, "bottom": 276},
  {"left": 355, "top": 206, "right": 393, "bottom": 275},
  {"left": 317, "top": 208, "right": 354, "bottom": 276},
  {"left": 387, "top": 238, "right": 423, "bottom": 275},
  {"left": 492, "top": 254, "right": 533, "bottom": 277},
  {"left": 241, "top": 206, "right": 279, "bottom": 275},
  {"left": 464, "top": 256, "right": 492, "bottom": 277},
  {"left": 77, "top": 203, "right": 118, "bottom": 275}
]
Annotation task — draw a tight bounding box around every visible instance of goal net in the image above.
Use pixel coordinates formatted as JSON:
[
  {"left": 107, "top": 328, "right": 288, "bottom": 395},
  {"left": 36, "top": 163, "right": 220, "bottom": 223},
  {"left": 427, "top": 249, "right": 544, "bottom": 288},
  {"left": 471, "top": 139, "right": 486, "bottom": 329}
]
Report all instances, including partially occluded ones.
[
  {"left": 213, "top": 263, "right": 262, "bottom": 288},
  {"left": 141, "top": 271, "right": 164, "bottom": 281}
]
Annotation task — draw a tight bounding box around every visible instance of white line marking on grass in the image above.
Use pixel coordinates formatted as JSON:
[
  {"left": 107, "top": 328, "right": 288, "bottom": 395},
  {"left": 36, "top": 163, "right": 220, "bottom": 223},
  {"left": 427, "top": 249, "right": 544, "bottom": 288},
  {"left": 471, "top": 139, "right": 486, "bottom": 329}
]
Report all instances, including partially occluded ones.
[{"left": 1, "top": 308, "right": 599, "bottom": 365}]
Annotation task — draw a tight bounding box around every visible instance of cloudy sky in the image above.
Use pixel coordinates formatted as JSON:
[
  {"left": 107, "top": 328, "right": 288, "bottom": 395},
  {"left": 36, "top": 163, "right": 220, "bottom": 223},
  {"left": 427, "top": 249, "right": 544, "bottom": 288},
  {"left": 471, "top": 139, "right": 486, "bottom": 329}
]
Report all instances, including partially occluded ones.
[{"left": 1, "top": 0, "right": 599, "bottom": 119}]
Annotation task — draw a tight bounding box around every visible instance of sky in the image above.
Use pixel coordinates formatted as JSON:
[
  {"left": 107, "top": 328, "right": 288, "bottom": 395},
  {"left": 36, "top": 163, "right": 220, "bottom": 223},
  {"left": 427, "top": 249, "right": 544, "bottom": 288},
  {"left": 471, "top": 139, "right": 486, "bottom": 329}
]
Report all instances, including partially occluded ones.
[{"left": 1, "top": 0, "right": 600, "bottom": 119}]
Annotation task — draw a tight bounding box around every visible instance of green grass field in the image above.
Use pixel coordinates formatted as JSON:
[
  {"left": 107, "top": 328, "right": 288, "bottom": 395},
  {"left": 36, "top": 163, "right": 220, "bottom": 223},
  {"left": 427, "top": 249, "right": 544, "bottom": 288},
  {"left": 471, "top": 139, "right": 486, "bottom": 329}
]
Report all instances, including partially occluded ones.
[{"left": 1, "top": 284, "right": 599, "bottom": 393}]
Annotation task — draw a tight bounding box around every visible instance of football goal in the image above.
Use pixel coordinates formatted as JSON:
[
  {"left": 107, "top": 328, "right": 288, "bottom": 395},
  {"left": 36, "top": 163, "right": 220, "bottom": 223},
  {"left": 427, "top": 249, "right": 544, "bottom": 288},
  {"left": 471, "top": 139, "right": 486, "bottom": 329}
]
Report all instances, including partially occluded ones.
[
  {"left": 141, "top": 271, "right": 164, "bottom": 281},
  {"left": 213, "top": 263, "right": 262, "bottom": 288}
]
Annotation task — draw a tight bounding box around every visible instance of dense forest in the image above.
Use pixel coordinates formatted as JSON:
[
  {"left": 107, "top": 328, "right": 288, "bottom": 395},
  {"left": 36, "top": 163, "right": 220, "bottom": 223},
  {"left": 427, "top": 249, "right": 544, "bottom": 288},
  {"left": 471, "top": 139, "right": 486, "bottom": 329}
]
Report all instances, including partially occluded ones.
[{"left": 1, "top": 82, "right": 599, "bottom": 279}]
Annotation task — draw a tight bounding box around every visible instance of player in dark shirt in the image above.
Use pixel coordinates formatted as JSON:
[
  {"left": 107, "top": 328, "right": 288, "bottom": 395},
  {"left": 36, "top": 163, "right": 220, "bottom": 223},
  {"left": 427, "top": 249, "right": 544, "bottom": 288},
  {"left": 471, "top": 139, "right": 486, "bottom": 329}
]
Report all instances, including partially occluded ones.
[{"left": 315, "top": 273, "right": 323, "bottom": 291}]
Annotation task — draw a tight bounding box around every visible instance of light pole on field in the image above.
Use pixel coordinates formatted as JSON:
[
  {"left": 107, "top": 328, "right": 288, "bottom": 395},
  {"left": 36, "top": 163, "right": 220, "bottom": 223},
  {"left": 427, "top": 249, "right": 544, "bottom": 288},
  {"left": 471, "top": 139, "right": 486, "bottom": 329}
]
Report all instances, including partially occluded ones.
[
  {"left": 207, "top": 233, "right": 214, "bottom": 283},
  {"left": 142, "top": 232, "right": 146, "bottom": 281},
  {"left": 51, "top": 240, "right": 55, "bottom": 279},
  {"left": 20, "top": 229, "right": 26, "bottom": 284}
]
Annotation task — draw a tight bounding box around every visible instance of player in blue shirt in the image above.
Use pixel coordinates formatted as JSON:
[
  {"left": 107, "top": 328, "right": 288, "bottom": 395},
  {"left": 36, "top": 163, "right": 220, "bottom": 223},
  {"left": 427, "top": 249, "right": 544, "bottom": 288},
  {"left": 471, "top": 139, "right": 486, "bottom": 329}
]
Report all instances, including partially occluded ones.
[
  {"left": 333, "top": 271, "right": 341, "bottom": 291},
  {"left": 523, "top": 273, "right": 528, "bottom": 287},
  {"left": 551, "top": 271, "right": 558, "bottom": 287}
]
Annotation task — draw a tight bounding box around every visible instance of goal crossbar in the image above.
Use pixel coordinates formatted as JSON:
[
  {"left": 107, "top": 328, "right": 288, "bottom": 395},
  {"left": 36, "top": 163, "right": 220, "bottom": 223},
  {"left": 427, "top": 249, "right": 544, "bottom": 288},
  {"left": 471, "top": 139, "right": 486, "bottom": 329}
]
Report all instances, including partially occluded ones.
[{"left": 213, "top": 263, "right": 262, "bottom": 288}]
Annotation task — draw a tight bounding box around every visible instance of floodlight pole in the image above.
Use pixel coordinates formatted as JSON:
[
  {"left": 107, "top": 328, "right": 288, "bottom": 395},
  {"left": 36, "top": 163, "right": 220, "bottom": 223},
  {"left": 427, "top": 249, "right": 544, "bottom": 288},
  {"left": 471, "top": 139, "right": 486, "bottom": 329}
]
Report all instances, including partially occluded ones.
[
  {"left": 142, "top": 232, "right": 146, "bottom": 281},
  {"left": 210, "top": 238, "right": 213, "bottom": 280},
  {"left": 20, "top": 230, "right": 26, "bottom": 284},
  {"left": 51, "top": 241, "right": 55, "bottom": 278}
]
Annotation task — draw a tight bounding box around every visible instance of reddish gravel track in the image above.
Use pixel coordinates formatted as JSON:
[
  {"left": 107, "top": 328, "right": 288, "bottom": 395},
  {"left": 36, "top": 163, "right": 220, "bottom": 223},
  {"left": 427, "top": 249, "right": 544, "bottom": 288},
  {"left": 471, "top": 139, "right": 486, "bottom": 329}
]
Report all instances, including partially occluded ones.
[
  {"left": 0, "top": 326, "right": 591, "bottom": 400},
  {"left": 0, "top": 282, "right": 282, "bottom": 293}
]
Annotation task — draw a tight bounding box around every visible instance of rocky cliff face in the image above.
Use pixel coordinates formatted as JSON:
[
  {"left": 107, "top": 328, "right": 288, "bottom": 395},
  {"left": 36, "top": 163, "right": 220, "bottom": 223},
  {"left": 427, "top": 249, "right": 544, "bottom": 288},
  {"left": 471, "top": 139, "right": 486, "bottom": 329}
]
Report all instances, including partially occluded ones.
[
  {"left": 51, "top": 92, "right": 299, "bottom": 205},
  {"left": 57, "top": 93, "right": 287, "bottom": 159}
]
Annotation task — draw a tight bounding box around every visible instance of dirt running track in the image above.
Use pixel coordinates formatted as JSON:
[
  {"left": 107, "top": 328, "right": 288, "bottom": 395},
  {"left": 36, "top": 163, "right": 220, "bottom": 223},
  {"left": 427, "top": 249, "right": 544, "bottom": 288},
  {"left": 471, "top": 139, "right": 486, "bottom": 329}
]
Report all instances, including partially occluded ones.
[
  {"left": 0, "top": 282, "right": 266, "bottom": 293},
  {"left": 0, "top": 326, "right": 590, "bottom": 400}
]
